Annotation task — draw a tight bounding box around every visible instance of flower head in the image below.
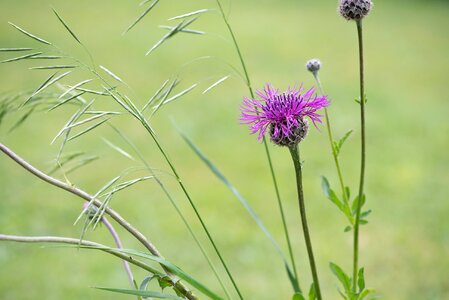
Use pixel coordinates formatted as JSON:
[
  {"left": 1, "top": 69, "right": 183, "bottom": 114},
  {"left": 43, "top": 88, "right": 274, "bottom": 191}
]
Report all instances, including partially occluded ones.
[
  {"left": 339, "top": 0, "right": 373, "bottom": 21},
  {"left": 306, "top": 59, "right": 322, "bottom": 74},
  {"left": 240, "top": 84, "right": 329, "bottom": 147}
]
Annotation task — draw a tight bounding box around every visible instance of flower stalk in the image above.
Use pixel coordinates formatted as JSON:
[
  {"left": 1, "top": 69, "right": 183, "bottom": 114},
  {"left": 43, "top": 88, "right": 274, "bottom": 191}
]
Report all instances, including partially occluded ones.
[
  {"left": 353, "top": 19, "right": 366, "bottom": 293},
  {"left": 289, "top": 145, "right": 322, "bottom": 300}
]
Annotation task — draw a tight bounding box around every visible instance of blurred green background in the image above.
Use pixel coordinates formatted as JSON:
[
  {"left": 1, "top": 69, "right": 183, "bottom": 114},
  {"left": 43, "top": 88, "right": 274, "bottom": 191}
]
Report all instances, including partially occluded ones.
[{"left": 0, "top": 0, "right": 448, "bottom": 299}]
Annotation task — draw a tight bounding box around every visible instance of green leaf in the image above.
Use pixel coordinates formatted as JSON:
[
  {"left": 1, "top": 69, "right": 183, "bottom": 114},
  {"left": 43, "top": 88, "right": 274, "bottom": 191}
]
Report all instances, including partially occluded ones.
[
  {"left": 100, "top": 65, "right": 126, "bottom": 85},
  {"left": 292, "top": 292, "right": 306, "bottom": 300},
  {"left": 330, "top": 262, "right": 351, "bottom": 294},
  {"left": 358, "top": 268, "right": 365, "bottom": 292},
  {"left": 158, "top": 276, "right": 172, "bottom": 290},
  {"left": 113, "top": 248, "right": 223, "bottom": 300},
  {"left": 359, "top": 289, "right": 376, "bottom": 300},
  {"left": 146, "top": 18, "right": 197, "bottom": 55},
  {"left": 0, "top": 52, "right": 42, "bottom": 63},
  {"left": 321, "top": 177, "right": 352, "bottom": 221},
  {"left": 52, "top": 8, "right": 82, "bottom": 44},
  {"left": 308, "top": 283, "right": 317, "bottom": 300},
  {"left": 344, "top": 226, "right": 352, "bottom": 232},
  {"left": 9, "top": 22, "right": 51, "bottom": 45},
  {"left": 24, "top": 71, "right": 72, "bottom": 106},
  {"left": 30, "top": 65, "right": 78, "bottom": 70},
  {"left": 139, "top": 275, "right": 156, "bottom": 290},
  {"left": 203, "top": 75, "right": 230, "bottom": 94},
  {"left": 352, "top": 194, "right": 366, "bottom": 215},
  {"left": 168, "top": 9, "right": 210, "bottom": 20},
  {"left": 360, "top": 210, "right": 372, "bottom": 219},
  {"left": 159, "top": 25, "right": 205, "bottom": 35},
  {"left": 285, "top": 263, "right": 301, "bottom": 293},
  {"left": 124, "top": 0, "right": 160, "bottom": 34},
  {"left": 95, "top": 287, "right": 184, "bottom": 299},
  {"left": 334, "top": 130, "right": 353, "bottom": 156},
  {"left": 180, "top": 132, "right": 295, "bottom": 287},
  {"left": 0, "top": 47, "right": 33, "bottom": 52}
]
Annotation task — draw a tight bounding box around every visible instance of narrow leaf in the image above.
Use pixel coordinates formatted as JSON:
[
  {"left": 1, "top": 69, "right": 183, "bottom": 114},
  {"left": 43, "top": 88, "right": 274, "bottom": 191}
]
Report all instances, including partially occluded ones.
[
  {"left": 124, "top": 0, "right": 160, "bottom": 34},
  {"left": 329, "top": 262, "right": 351, "bottom": 294},
  {"left": 95, "top": 287, "right": 183, "bottom": 299},
  {"left": 159, "top": 26, "right": 205, "bottom": 35},
  {"left": 168, "top": 9, "right": 210, "bottom": 20},
  {"left": 358, "top": 268, "right": 365, "bottom": 292},
  {"left": 24, "top": 71, "right": 72, "bottom": 105},
  {"left": 67, "top": 118, "right": 110, "bottom": 141},
  {"left": 30, "top": 65, "right": 78, "bottom": 70},
  {"left": 111, "top": 248, "right": 223, "bottom": 300},
  {"left": 292, "top": 293, "right": 306, "bottom": 300},
  {"left": 1, "top": 52, "right": 42, "bottom": 63},
  {"left": 203, "top": 75, "right": 230, "bottom": 94},
  {"left": 142, "top": 79, "right": 169, "bottom": 112},
  {"left": 103, "top": 139, "right": 136, "bottom": 161},
  {"left": 52, "top": 8, "right": 82, "bottom": 44},
  {"left": 9, "top": 22, "right": 51, "bottom": 45},
  {"left": 163, "top": 83, "right": 197, "bottom": 105},
  {"left": 59, "top": 79, "right": 94, "bottom": 99},
  {"left": 0, "top": 47, "right": 33, "bottom": 52},
  {"left": 48, "top": 92, "right": 85, "bottom": 111},
  {"left": 100, "top": 65, "right": 125, "bottom": 84},
  {"left": 180, "top": 133, "right": 292, "bottom": 272}
]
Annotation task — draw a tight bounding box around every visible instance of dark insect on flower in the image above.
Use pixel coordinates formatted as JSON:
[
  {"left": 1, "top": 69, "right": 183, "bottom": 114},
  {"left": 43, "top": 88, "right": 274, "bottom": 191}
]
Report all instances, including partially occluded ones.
[
  {"left": 240, "top": 84, "right": 329, "bottom": 147},
  {"left": 339, "top": 0, "right": 373, "bottom": 21}
]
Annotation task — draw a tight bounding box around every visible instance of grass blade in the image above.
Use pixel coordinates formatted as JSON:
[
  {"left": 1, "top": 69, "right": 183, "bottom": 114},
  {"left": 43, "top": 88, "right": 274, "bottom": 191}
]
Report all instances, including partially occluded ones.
[
  {"left": 180, "top": 133, "right": 292, "bottom": 267},
  {"left": 1, "top": 52, "right": 42, "bottom": 63},
  {"left": 103, "top": 139, "right": 136, "bottom": 161},
  {"left": 159, "top": 25, "right": 205, "bottom": 35},
  {"left": 59, "top": 79, "right": 94, "bottom": 99},
  {"left": 24, "top": 71, "right": 72, "bottom": 106},
  {"left": 67, "top": 118, "right": 110, "bottom": 141},
  {"left": 52, "top": 8, "right": 82, "bottom": 44},
  {"left": 9, "top": 22, "right": 51, "bottom": 45},
  {"left": 168, "top": 9, "right": 210, "bottom": 20},
  {"left": 95, "top": 288, "right": 183, "bottom": 300},
  {"left": 30, "top": 65, "right": 78, "bottom": 70},
  {"left": 0, "top": 47, "right": 33, "bottom": 52},
  {"left": 100, "top": 65, "right": 125, "bottom": 85},
  {"left": 203, "top": 75, "right": 230, "bottom": 94},
  {"left": 145, "top": 18, "right": 198, "bottom": 56},
  {"left": 150, "top": 79, "right": 178, "bottom": 117},
  {"left": 163, "top": 83, "right": 197, "bottom": 105},
  {"left": 29, "top": 55, "right": 63, "bottom": 60},
  {"left": 124, "top": 0, "right": 160, "bottom": 34},
  {"left": 141, "top": 79, "right": 169, "bottom": 112},
  {"left": 111, "top": 248, "right": 223, "bottom": 300},
  {"left": 48, "top": 92, "right": 85, "bottom": 111}
]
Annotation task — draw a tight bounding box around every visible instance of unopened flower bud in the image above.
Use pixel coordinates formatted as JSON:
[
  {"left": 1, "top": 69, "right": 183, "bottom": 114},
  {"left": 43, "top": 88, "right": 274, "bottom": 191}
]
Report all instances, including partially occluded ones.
[
  {"left": 306, "top": 59, "right": 321, "bottom": 73},
  {"left": 339, "top": 0, "right": 372, "bottom": 21}
]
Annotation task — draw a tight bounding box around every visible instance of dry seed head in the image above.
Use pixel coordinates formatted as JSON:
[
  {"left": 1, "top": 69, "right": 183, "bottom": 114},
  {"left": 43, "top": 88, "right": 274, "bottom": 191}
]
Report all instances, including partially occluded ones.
[{"left": 339, "top": 0, "right": 373, "bottom": 21}]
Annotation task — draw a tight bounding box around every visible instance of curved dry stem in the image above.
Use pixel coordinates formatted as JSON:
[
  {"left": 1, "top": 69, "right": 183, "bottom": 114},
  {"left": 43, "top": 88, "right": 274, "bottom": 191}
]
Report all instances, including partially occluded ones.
[{"left": 0, "top": 142, "right": 197, "bottom": 300}]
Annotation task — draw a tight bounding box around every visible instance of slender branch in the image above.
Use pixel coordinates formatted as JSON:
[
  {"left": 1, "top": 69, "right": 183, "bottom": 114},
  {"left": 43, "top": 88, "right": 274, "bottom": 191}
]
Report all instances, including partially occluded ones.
[
  {"left": 215, "top": 0, "right": 298, "bottom": 289},
  {"left": 102, "top": 217, "right": 134, "bottom": 287},
  {"left": 353, "top": 19, "right": 366, "bottom": 293},
  {"left": 0, "top": 142, "right": 197, "bottom": 300},
  {"left": 0, "top": 234, "right": 192, "bottom": 296},
  {"left": 288, "top": 146, "right": 322, "bottom": 300},
  {"left": 313, "top": 73, "right": 349, "bottom": 204}
]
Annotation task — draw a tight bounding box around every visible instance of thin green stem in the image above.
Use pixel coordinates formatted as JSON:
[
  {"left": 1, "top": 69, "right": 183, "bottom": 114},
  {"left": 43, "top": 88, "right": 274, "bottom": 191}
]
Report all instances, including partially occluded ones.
[
  {"left": 139, "top": 121, "right": 244, "bottom": 300},
  {"left": 288, "top": 146, "right": 322, "bottom": 300},
  {"left": 215, "top": 0, "right": 299, "bottom": 288},
  {"left": 110, "top": 125, "right": 232, "bottom": 300},
  {"left": 313, "top": 74, "right": 348, "bottom": 204},
  {"left": 353, "top": 20, "right": 366, "bottom": 294}
]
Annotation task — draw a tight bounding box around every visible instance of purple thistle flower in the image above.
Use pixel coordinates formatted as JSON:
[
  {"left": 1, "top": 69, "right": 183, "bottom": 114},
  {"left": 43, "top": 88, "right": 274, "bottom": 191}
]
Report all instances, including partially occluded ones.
[{"left": 240, "top": 84, "right": 329, "bottom": 147}]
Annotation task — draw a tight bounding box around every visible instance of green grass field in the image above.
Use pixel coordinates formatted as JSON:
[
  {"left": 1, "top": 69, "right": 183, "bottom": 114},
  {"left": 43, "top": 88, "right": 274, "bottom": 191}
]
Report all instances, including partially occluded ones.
[{"left": 1, "top": 0, "right": 448, "bottom": 299}]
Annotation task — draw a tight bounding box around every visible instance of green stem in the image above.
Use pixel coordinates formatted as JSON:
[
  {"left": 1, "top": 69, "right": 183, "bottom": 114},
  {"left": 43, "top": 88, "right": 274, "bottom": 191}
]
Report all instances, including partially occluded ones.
[
  {"left": 215, "top": 0, "right": 299, "bottom": 288},
  {"left": 289, "top": 146, "right": 322, "bottom": 300},
  {"left": 313, "top": 74, "right": 349, "bottom": 204},
  {"left": 139, "top": 121, "right": 244, "bottom": 300},
  {"left": 353, "top": 20, "right": 366, "bottom": 294}
]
